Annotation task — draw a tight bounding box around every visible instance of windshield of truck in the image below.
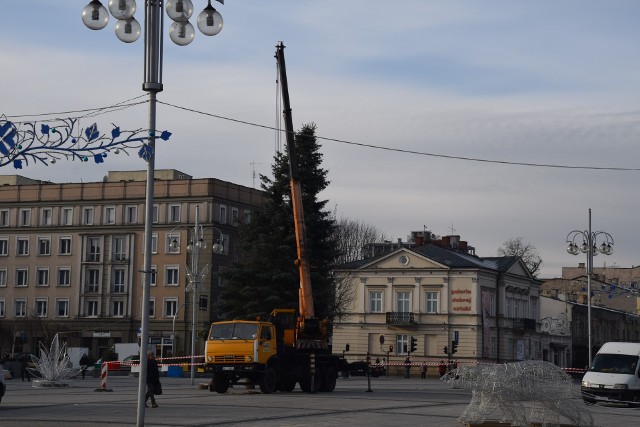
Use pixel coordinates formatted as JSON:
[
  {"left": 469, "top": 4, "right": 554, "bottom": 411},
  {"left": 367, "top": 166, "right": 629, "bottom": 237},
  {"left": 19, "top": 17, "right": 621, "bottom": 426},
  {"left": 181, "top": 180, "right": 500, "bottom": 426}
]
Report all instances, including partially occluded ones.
[
  {"left": 209, "top": 323, "right": 259, "bottom": 340},
  {"left": 590, "top": 353, "right": 639, "bottom": 374}
]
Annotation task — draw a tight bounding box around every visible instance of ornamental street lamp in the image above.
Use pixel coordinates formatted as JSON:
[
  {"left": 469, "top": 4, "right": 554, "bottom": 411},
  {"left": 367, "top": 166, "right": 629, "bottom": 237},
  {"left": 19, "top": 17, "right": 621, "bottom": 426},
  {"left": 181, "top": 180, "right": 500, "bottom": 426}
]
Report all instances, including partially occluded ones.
[
  {"left": 82, "top": 1, "right": 225, "bottom": 425},
  {"left": 565, "top": 208, "right": 614, "bottom": 367},
  {"left": 168, "top": 205, "right": 224, "bottom": 385}
]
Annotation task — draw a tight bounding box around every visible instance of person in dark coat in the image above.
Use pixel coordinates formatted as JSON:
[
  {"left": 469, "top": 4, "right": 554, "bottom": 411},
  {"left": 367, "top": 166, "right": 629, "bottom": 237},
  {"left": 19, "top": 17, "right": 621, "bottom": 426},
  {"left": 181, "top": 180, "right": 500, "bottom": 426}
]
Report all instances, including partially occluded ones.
[
  {"left": 80, "top": 354, "right": 90, "bottom": 379},
  {"left": 20, "top": 355, "right": 31, "bottom": 382},
  {"left": 145, "top": 352, "right": 160, "bottom": 408}
]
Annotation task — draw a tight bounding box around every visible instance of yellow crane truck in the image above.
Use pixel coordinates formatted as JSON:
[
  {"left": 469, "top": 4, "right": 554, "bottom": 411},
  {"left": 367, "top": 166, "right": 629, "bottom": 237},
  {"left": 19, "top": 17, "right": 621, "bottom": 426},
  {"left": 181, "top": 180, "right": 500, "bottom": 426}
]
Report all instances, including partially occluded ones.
[{"left": 204, "top": 42, "right": 340, "bottom": 394}]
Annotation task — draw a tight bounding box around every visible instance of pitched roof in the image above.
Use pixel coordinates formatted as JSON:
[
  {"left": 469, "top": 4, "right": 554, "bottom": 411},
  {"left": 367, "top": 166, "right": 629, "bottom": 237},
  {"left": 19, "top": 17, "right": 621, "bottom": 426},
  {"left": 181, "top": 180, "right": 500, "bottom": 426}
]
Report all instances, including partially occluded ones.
[{"left": 338, "top": 244, "right": 520, "bottom": 273}]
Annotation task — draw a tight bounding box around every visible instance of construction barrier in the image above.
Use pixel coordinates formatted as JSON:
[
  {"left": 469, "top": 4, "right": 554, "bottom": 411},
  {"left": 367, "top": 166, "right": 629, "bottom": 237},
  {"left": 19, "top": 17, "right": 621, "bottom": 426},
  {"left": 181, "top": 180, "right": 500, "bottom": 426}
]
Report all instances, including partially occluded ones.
[{"left": 94, "top": 362, "right": 112, "bottom": 392}]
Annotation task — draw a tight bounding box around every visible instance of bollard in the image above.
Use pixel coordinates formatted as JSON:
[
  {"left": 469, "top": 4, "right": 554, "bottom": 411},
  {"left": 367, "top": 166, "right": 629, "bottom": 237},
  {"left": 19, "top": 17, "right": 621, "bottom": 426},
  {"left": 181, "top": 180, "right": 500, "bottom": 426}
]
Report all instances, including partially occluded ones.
[
  {"left": 365, "top": 353, "right": 372, "bottom": 392},
  {"left": 94, "top": 362, "right": 113, "bottom": 392}
]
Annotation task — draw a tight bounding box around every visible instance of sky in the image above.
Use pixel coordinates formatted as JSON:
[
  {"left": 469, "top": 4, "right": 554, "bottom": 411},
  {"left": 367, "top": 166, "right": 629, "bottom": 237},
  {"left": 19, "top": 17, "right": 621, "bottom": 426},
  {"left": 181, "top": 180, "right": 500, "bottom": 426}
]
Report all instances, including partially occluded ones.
[{"left": 2, "top": 1, "right": 639, "bottom": 279}]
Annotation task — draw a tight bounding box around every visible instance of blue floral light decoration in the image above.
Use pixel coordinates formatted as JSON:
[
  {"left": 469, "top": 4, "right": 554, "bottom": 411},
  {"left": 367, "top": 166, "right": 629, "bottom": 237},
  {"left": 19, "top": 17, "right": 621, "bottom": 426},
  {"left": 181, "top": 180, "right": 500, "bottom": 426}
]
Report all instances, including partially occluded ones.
[{"left": 0, "top": 116, "right": 171, "bottom": 169}]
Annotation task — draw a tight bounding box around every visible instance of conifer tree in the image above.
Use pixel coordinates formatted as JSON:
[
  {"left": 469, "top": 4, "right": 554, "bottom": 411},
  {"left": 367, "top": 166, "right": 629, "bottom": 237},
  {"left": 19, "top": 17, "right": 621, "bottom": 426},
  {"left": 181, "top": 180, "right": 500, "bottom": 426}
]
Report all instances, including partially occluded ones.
[{"left": 219, "top": 123, "right": 338, "bottom": 320}]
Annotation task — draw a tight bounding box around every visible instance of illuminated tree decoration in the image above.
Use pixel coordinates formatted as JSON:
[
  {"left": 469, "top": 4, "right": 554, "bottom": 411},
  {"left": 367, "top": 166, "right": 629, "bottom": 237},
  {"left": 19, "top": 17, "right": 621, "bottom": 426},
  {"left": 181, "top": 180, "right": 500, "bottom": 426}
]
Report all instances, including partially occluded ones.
[{"left": 0, "top": 116, "right": 171, "bottom": 169}]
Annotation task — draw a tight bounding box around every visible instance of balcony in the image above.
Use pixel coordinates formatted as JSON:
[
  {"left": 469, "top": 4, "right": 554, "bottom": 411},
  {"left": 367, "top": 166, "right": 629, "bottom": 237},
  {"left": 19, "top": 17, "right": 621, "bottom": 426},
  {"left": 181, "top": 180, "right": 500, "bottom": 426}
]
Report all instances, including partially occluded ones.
[
  {"left": 386, "top": 312, "right": 415, "bottom": 325},
  {"left": 512, "top": 318, "right": 536, "bottom": 331}
]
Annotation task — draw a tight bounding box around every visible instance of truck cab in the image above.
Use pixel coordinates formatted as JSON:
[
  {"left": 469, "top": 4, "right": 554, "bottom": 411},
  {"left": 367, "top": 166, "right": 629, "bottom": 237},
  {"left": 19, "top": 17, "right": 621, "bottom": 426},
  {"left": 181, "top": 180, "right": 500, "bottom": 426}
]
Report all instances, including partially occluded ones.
[
  {"left": 205, "top": 320, "right": 278, "bottom": 393},
  {"left": 581, "top": 342, "right": 640, "bottom": 405}
]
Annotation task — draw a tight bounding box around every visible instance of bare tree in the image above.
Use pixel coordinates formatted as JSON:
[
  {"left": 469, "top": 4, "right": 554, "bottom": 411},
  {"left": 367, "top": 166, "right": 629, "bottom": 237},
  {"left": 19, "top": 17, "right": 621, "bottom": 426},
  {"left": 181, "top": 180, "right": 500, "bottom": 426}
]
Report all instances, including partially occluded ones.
[
  {"left": 329, "top": 216, "right": 387, "bottom": 321},
  {"left": 497, "top": 237, "right": 543, "bottom": 278},
  {"left": 333, "top": 217, "right": 387, "bottom": 264}
]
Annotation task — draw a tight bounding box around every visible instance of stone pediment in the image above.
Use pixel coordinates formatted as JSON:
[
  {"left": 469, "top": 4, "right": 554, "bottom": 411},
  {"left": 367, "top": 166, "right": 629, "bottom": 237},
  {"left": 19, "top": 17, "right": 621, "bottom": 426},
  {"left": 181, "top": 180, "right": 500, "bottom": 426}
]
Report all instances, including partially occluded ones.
[{"left": 361, "top": 249, "right": 447, "bottom": 270}]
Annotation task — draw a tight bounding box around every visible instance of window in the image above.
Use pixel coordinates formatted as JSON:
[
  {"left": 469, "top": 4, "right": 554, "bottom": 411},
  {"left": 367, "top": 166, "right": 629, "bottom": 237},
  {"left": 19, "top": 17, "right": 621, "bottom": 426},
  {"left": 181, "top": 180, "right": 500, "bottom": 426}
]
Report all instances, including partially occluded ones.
[
  {"left": 112, "top": 268, "right": 126, "bottom": 293},
  {"left": 231, "top": 207, "right": 239, "bottom": 224},
  {"left": 165, "top": 266, "right": 179, "bottom": 286},
  {"left": 17, "top": 237, "right": 29, "bottom": 256},
  {"left": 85, "top": 300, "right": 99, "bottom": 317},
  {"left": 61, "top": 207, "right": 73, "bottom": 226},
  {"left": 38, "top": 237, "right": 51, "bottom": 255},
  {"left": 199, "top": 295, "right": 208, "bottom": 311},
  {"left": 59, "top": 236, "right": 72, "bottom": 255},
  {"left": 85, "top": 268, "right": 100, "bottom": 293},
  {"left": 369, "top": 291, "right": 383, "bottom": 313},
  {"left": 169, "top": 204, "right": 181, "bottom": 223},
  {"left": 41, "top": 208, "right": 52, "bottom": 226},
  {"left": 396, "top": 334, "right": 408, "bottom": 355},
  {"left": 218, "top": 234, "right": 230, "bottom": 255},
  {"left": 35, "top": 298, "right": 48, "bottom": 317},
  {"left": 15, "top": 269, "right": 28, "bottom": 287},
  {"left": 153, "top": 204, "right": 159, "bottom": 224},
  {"left": 530, "top": 297, "right": 538, "bottom": 321},
  {"left": 425, "top": 292, "right": 439, "bottom": 314},
  {"left": 112, "top": 236, "right": 126, "bottom": 261},
  {"left": 488, "top": 293, "right": 496, "bottom": 317},
  {"left": 37, "top": 268, "right": 49, "bottom": 287},
  {"left": 164, "top": 298, "right": 178, "bottom": 317},
  {"left": 57, "top": 267, "right": 71, "bottom": 287},
  {"left": 243, "top": 209, "right": 251, "bottom": 224},
  {"left": 19, "top": 208, "right": 31, "bottom": 226},
  {"left": 166, "top": 234, "right": 180, "bottom": 254},
  {"left": 0, "top": 237, "right": 7, "bottom": 256},
  {"left": 0, "top": 209, "right": 9, "bottom": 227},
  {"left": 125, "top": 205, "right": 137, "bottom": 224},
  {"left": 219, "top": 205, "right": 227, "bottom": 224},
  {"left": 0, "top": 299, "right": 4, "bottom": 317},
  {"left": 150, "top": 266, "right": 157, "bottom": 286},
  {"left": 87, "top": 237, "right": 101, "bottom": 261},
  {"left": 112, "top": 300, "right": 124, "bottom": 317},
  {"left": 0, "top": 268, "right": 6, "bottom": 287},
  {"left": 14, "top": 299, "right": 27, "bottom": 317},
  {"left": 151, "top": 233, "right": 158, "bottom": 254},
  {"left": 396, "top": 291, "right": 411, "bottom": 313},
  {"left": 82, "top": 207, "right": 94, "bottom": 225},
  {"left": 56, "top": 299, "right": 69, "bottom": 317},
  {"left": 142, "top": 297, "right": 156, "bottom": 318},
  {"left": 104, "top": 206, "right": 116, "bottom": 225}
]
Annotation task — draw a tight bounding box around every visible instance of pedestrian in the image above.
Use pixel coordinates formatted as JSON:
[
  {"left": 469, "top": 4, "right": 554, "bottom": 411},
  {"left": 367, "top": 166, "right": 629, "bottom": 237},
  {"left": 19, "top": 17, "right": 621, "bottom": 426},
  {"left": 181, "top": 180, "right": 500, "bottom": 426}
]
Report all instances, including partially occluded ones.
[
  {"left": 145, "top": 352, "right": 161, "bottom": 408},
  {"left": 404, "top": 356, "right": 410, "bottom": 379},
  {"left": 20, "top": 354, "right": 31, "bottom": 382},
  {"left": 80, "top": 353, "right": 90, "bottom": 379},
  {"left": 421, "top": 363, "right": 427, "bottom": 379},
  {"left": 438, "top": 360, "right": 446, "bottom": 377}
]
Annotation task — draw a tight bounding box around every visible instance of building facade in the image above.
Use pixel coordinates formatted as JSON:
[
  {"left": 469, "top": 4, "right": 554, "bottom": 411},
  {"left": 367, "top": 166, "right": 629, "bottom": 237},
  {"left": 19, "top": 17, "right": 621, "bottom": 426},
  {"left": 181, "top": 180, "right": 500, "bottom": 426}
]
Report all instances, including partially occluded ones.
[
  {"left": 333, "top": 233, "right": 543, "bottom": 369},
  {"left": 0, "top": 170, "right": 264, "bottom": 360}
]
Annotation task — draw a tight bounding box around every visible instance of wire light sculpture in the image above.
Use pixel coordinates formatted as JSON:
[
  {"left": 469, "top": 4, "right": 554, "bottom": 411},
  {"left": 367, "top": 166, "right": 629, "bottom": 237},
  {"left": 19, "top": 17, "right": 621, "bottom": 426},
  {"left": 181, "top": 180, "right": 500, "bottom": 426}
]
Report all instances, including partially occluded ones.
[
  {"left": 29, "top": 333, "right": 81, "bottom": 387},
  {"left": 443, "top": 360, "right": 594, "bottom": 427},
  {"left": 0, "top": 116, "right": 171, "bottom": 169}
]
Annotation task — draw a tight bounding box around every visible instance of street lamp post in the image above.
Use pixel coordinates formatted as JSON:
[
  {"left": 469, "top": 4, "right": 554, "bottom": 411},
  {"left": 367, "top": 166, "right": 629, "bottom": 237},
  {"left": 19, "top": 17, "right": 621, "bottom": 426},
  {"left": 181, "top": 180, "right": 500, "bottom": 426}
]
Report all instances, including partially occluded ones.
[
  {"left": 82, "top": 1, "right": 224, "bottom": 425},
  {"left": 566, "top": 208, "right": 614, "bottom": 367},
  {"left": 168, "top": 205, "right": 224, "bottom": 385}
]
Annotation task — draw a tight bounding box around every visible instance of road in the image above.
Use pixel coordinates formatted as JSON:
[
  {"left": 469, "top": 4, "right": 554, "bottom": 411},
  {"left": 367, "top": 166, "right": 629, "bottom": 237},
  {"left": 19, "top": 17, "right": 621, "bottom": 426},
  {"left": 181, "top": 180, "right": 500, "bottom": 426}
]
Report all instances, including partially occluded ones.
[{"left": 0, "top": 374, "right": 637, "bottom": 426}]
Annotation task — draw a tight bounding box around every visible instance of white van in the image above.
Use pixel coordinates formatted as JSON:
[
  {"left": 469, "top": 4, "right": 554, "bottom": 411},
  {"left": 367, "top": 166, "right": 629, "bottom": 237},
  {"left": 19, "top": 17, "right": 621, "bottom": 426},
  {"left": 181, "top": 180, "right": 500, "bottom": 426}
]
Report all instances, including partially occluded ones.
[{"left": 581, "top": 342, "right": 640, "bottom": 405}]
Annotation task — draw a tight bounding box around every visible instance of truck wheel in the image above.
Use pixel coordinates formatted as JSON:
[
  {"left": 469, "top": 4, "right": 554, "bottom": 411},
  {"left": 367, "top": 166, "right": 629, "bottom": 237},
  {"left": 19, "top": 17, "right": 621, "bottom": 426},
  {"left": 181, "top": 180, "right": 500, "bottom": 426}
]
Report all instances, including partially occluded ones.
[
  {"left": 213, "top": 374, "right": 230, "bottom": 394},
  {"left": 277, "top": 377, "right": 297, "bottom": 392},
  {"left": 320, "top": 366, "right": 337, "bottom": 392},
  {"left": 299, "top": 373, "right": 322, "bottom": 393},
  {"left": 259, "top": 367, "right": 277, "bottom": 394}
]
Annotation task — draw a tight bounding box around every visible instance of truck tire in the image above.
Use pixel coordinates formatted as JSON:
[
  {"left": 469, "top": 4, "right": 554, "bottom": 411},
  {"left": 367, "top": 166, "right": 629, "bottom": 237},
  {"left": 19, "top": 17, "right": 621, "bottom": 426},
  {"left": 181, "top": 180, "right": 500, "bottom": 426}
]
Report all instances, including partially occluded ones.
[
  {"left": 212, "top": 374, "right": 230, "bottom": 394},
  {"left": 277, "top": 377, "right": 297, "bottom": 392},
  {"left": 259, "top": 367, "right": 277, "bottom": 394},
  {"left": 320, "top": 366, "right": 337, "bottom": 392},
  {"left": 299, "top": 373, "right": 322, "bottom": 393}
]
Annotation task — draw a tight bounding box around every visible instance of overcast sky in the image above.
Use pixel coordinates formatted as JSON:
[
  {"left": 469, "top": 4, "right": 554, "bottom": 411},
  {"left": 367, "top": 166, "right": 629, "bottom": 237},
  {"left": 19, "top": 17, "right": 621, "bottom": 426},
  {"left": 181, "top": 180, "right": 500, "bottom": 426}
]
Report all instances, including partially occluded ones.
[{"left": 2, "top": 1, "right": 639, "bottom": 278}]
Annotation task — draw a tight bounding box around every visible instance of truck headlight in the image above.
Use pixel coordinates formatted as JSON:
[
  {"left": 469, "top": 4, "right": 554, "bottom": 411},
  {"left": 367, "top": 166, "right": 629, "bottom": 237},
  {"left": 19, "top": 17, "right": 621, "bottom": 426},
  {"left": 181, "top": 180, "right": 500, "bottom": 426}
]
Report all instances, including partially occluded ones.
[
  {"left": 246, "top": 356, "right": 252, "bottom": 362},
  {"left": 207, "top": 356, "right": 213, "bottom": 362},
  {"left": 613, "top": 383, "right": 628, "bottom": 389}
]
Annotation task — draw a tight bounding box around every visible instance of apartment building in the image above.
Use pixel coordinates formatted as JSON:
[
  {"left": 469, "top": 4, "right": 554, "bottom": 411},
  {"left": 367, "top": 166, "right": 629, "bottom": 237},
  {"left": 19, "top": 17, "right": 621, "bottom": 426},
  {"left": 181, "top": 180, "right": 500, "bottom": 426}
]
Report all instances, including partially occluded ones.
[{"left": 0, "top": 170, "right": 264, "bottom": 359}]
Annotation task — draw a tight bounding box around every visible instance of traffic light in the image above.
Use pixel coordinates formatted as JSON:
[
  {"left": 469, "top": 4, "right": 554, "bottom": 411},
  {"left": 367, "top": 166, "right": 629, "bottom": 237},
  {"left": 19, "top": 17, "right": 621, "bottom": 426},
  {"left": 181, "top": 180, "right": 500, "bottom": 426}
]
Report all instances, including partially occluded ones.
[
  {"left": 410, "top": 336, "right": 417, "bottom": 353},
  {"left": 443, "top": 345, "right": 448, "bottom": 355},
  {"left": 451, "top": 340, "right": 458, "bottom": 354}
]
